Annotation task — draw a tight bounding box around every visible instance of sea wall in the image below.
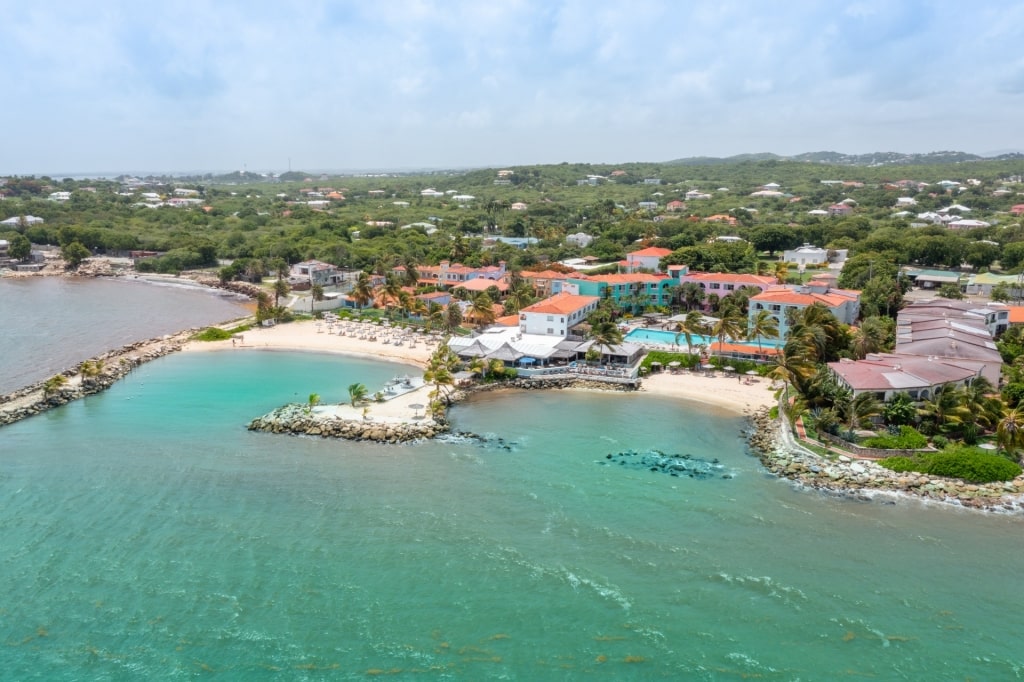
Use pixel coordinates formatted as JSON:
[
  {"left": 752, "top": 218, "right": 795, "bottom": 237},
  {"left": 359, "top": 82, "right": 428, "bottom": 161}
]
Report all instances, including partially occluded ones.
[
  {"left": 0, "top": 332, "right": 192, "bottom": 427},
  {"left": 247, "top": 404, "right": 447, "bottom": 443},
  {"left": 748, "top": 408, "right": 1024, "bottom": 515}
]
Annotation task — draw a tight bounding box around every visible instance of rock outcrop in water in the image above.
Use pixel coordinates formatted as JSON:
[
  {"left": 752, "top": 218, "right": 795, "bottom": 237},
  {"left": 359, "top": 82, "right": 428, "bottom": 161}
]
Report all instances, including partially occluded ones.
[
  {"left": 747, "top": 407, "right": 1024, "bottom": 515},
  {"left": 247, "top": 404, "right": 448, "bottom": 443},
  {"left": 599, "top": 449, "right": 733, "bottom": 479}
]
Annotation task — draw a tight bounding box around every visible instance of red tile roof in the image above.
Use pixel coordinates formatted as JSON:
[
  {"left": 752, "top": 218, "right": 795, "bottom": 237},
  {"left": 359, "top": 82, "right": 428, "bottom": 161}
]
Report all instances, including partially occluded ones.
[{"left": 628, "top": 247, "right": 673, "bottom": 258}]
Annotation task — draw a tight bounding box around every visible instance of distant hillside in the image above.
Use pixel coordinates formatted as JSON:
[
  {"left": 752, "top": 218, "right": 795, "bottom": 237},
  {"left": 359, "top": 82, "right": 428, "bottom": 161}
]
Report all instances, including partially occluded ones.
[{"left": 666, "top": 150, "right": 1024, "bottom": 167}]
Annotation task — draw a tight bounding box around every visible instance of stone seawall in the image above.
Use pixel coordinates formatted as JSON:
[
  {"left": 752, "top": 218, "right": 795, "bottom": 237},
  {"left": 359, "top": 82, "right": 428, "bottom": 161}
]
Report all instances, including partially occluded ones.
[
  {"left": 747, "top": 408, "right": 1024, "bottom": 515},
  {"left": 0, "top": 332, "right": 193, "bottom": 428},
  {"left": 247, "top": 404, "right": 447, "bottom": 443}
]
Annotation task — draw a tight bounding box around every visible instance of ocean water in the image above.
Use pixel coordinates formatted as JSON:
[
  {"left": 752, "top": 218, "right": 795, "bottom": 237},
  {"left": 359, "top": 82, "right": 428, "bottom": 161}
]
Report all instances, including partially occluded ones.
[
  {"left": 0, "top": 276, "right": 248, "bottom": 394},
  {"left": 2, "top": 283, "right": 1023, "bottom": 679}
]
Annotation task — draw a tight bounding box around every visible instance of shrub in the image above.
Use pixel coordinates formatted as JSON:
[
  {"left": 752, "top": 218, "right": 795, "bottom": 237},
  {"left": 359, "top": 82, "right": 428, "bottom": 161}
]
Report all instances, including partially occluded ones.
[
  {"left": 926, "top": 448, "right": 1022, "bottom": 483},
  {"left": 879, "top": 448, "right": 1022, "bottom": 483},
  {"left": 194, "top": 327, "right": 232, "bottom": 342},
  {"left": 862, "top": 426, "right": 928, "bottom": 450},
  {"left": 931, "top": 435, "right": 949, "bottom": 450}
]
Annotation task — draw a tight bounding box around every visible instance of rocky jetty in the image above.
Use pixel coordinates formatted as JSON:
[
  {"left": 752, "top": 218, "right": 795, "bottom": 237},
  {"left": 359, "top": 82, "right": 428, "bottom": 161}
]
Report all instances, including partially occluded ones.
[
  {"left": 247, "top": 404, "right": 448, "bottom": 443},
  {"left": 747, "top": 407, "right": 1024, "bottom": 515},
  {"left": 600, "top": 449, "right": 733, "bottom": 479},
  {"left": 0, "top": 332, "right": 192, "bottom": 428}
]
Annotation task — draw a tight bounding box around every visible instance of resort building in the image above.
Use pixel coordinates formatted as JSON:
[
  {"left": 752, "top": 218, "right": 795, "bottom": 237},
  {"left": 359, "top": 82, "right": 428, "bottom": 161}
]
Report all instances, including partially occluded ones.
[
  {"left": 519, "top": 269, "right": 572, "bottom": 298},
  {"left": 398, "top": 260, "right": 508, "bottom": 288},
  {"left": 898, "top": 299, "right": 1009, "bottom": 338},
  {"left": 566, "top": 273, "right": 679, "bottom": 312},
  {"left": 828, "top": 354, "right": 984, "bottom": 402},
  {"left": 748, "top": 284, "right": 861, "bottom": 338},
  {"left": 518, "top": 292, "right": 599, "bottom": 336},
  {"left": 678, "top": 272, "right": 777, "bottom": 309}
]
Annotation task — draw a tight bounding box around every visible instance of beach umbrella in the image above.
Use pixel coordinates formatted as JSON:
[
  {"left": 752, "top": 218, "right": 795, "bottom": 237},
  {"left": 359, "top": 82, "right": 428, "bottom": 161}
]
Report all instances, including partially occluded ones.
[
  {"left": 745, "top": 370, "right": 758, "bottom": 376},
  {"left": 701, "top": 363, "right": 714, "bottom": 370},
  {"left": 667, "top": 361, "right": 681, "bottom": 367},
  {"left": 410, "top": 403, "right": 425, "bottom": 418},
  {"left": 724, "top": 365, "right": 736, "bottom": 372}
]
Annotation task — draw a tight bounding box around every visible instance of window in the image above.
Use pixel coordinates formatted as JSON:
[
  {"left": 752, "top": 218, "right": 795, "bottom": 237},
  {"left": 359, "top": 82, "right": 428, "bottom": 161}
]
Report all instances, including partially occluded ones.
[
  {"left": 547, "top": 315, "right": 554, "bottom": 321},
  {"left": 547, "top": 328, "right": 554, "bottom": 334}
]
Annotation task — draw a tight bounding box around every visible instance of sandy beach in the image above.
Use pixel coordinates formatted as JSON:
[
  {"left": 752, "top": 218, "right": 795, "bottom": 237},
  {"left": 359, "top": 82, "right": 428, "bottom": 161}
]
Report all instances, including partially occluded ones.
[
  {"left": 184, "top": 319, "right": 775, "bottom": 418},
  {"left": 640, "top": 371, "right": 777, "bottom": 415}
]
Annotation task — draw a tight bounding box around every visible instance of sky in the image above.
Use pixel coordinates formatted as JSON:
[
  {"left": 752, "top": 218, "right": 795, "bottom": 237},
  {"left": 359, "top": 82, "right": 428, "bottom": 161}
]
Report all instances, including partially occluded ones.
[{"left": 3, "top": 1, "right": 1023, "bottom": 175}]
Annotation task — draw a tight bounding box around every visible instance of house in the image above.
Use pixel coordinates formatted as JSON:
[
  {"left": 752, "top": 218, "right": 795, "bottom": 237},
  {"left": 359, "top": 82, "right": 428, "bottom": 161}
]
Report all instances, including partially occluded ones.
[
  {"left": 666, "top": 200, "right": 687, "bottom": 212},
  {"left": 685, "top": 190, "right": 712, "bottom": 200},
  {"left": 638, "top": 201, "right": 658, "bottom": 211},
  {"left": 965, "top": 272, "right": 1024, "bottom": 299},
  {"left": 902, "top": 268, "right": 962, "bottom": 290},
  {"left": 705, "top": 214, "right": 738, "bottom": 225},
  {"left": 782, "top": 244, "right": 837, "bottom": 267},
  {"left": 895, "top": 197, "right": 917, "bottom": 207},
  {"left": 0, "top": 239, "right": 8, "bottom": 256},
  {"left": 518, "top": 292, "right": 600, "bottom": 336},
  {"left": 510, "top": 202, "right": 528, "bottom": 211},
  {"left": 1, "top": 215, "right": 44, "bottom": 226},
  {"left": 565, "top": 232, "right": 594, "bottom": 248},
  {"left": 679, "top": 272, "right": 776, "bottom": 308},
  {"left": 748, "top": 284, "right": 860, "bottom": 339},
  {"left": 48, "top": 191, "right": 71, "bottom": 202},
  {"left": 948, "top": 219, "right": 991, "bottom": 229},
  {"left": 289, "top": 260, "right": 342, "bottom": 287},
  {"left": 643, "top": 178, "right": 662, "bottom": 185},
  {"left": 623, "top": 246, "right": 673, "bottom": 273},
  {"left": 827, "top": 203, "right": 853, "bottom": 216},
  {"left": 1010, "top": 204, "right": 1024, "bottom": 216}
]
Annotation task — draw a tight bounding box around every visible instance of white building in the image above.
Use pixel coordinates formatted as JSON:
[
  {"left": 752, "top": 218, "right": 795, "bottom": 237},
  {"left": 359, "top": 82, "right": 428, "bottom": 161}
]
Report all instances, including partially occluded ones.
[{"left": 518, "top": 292, "right": 599, "bottom": 336}]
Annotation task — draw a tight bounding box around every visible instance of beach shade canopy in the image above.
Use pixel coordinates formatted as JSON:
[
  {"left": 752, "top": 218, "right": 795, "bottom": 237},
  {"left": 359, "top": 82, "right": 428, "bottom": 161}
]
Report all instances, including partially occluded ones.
[
  {"left": 745, "top": 370, "right": 758, "bottom": 376},
  {"left": 667, "top": 361, "right": 681, "bottom": 367},
  {"left": 409, "top": 403, "right": 425, "bottom": 417},
  {"left": 519, "top": 357, "right": 538, "bottom": 365},
  {"left": 724, "top": 365, "right": 736, "bottom": 372},
  {"left": 701, "top": 363, "right": 714, "bottom": 370}
]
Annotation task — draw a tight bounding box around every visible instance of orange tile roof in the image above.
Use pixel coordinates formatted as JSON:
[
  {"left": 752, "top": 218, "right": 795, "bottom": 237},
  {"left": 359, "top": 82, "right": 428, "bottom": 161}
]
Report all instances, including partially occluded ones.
[
  {"left": 1009, "top": 306, "right": 1024, "bottom": 324},
  {"left": 629, "top": 246, "right": 673, "bottom": 257},
  {"left": 521, "top": 292, "right": 600, "bottom": 315},
  {"left": 457, "top": 278, "right": 509, "bottom": 292},
  {"left": 521, "top": 270, "right": 570, "bottom": 280},
  {"left": 708, "top": 341, "right": 781, "bottom": 356},
  {"left": 684, "top": 272, "right": 776, "bottom": 286},
  {"left": 751, "top": 286, "right": 848, "bottom": 307},
  {"left": 494, "top": 314, "right": 520, "bottom": 326},
  {"left": 579, "top": 273, "right": 670, "bottom": 284}
]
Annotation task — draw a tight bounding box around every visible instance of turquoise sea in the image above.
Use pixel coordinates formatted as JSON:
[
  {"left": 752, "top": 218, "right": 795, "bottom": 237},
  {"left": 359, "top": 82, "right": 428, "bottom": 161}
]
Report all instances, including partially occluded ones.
[{"left": 2, "top": 281, "right": 1023, "bottom": 679}]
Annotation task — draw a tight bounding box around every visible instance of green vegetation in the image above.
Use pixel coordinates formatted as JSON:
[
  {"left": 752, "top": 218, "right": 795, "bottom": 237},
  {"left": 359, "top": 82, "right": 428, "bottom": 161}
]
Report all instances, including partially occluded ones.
[
  {"left": 861, "top": 426, "right": 929, "bottom": 450},
  {"left": 193, "top": 327, "right": 233, "bottom": 341},
  {"left": 880, "top": 447, "right": 1022, "bottom": 484}
]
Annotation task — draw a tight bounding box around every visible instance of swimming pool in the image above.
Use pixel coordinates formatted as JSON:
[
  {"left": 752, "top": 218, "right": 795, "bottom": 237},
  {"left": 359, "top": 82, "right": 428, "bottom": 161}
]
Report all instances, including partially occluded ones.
[{"left": 624, "top": 327, "right": 785, "bottom": 349}]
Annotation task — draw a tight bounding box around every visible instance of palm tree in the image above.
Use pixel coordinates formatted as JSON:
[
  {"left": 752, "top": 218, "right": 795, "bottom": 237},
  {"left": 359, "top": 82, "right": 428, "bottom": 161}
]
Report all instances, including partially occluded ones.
[
  {"left": 425, "top": 301, "right": 445, "bottom": 331},
  {"left": 838, "top": 392, "right": 882, "bottom": 432},
  {"left": 381, "top": 273, "right": 403, "bottom": 316},
  {"left": 310, "top": 283, "right": 325, "bottom": 313},
  {"left": 680, "top": 282, "right": 704, "bottom": 311},
  {"left": 352, "top": 272, "right": 374, "bottom": 309},
  {"left": 347, "top": 383, "right": 368, "bottom": 407},
  {"left": 997, "top": 408, "right": 1024, "bottom": 462},
  {"left": 444, "top": 303, "right": 463, "bottom": 333},
  {"left": 674, "top": 310, "right": 706, "bottom": 354},
  {"left": 255, "top": 291, "right": 273, "bottom": 323},
  {"left": 504, "top": 281, "right": 534, "bottom": 315},
  {"left": 43, "top": 374, "right": 68, "bottom": 398},
  {"left": 79, "top": 359, "right": 105, "bottom": 388},
  {"left": 851, "top": 316, "right": 889, "bottom": 359},
  {"left": 402, "top": 257, "right": 420, "bottom": 287},
  {"left": 918, "top": 384, "right": 970, "bottom": 435},
  {"left": 746, "top": 309, "right": 779, "bottom": 358},
  {"left": 774, "top": 261, "right": 789, "bottom": 285},
  {"left": 467, "top": 292, "right": 496, "bottom": 329},
  {"left": 589, "top": 320, "right": 624, "bottom": 362},
  {"left": 307, "top": 393, "right": 321, "bottom": 413},
  {"left": 710, "top": 313, "right": 744, "bottom": 359},
  {"left": 273, "top": 276, "right": 290, "bottom": 308}
]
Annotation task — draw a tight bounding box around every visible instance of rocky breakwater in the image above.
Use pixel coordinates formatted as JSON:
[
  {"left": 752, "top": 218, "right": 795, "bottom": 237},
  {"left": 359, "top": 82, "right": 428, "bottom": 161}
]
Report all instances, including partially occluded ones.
[
  {"left": 247, "top": 404, "right": 449, "bottom": 444},
  {"left": 0, "top": 332, "right": 193, "bottom": 427},
  {"left": 747, "top": 408, "right": 1024, "bottom": 515}
]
